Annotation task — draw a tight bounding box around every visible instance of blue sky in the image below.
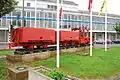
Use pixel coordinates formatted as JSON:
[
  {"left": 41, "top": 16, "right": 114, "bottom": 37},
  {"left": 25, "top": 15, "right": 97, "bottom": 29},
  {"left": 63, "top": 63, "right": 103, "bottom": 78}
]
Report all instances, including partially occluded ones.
[{"left": 68, "top": 0, "right": 120, "bottom": 15}]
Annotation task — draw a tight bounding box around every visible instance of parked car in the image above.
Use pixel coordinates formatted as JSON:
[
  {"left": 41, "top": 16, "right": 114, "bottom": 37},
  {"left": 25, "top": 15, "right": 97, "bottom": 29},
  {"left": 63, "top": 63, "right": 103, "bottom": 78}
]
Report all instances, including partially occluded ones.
[
  {"left": 95, "top": 39, "right": 112, "bottom": 44},
  {"left": 112, "top": 39, "right": 120, "bottom": 44},
  {"left": 95, "top": 39, "right": 105, "bottom": 44},
  {"left": 107, "top": 39, "right": 112, "bottom": 44}
]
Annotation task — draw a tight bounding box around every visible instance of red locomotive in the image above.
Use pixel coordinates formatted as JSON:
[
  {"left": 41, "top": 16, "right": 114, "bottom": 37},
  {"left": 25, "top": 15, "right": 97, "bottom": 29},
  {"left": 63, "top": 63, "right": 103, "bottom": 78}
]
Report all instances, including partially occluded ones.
[{"left": 9, "top": 26, "right": 90, "bottom": 54}]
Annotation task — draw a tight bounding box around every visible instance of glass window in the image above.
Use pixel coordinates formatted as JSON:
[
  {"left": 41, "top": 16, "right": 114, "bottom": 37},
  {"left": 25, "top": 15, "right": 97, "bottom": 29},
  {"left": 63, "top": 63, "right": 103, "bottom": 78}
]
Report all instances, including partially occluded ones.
[
  {"left": 63, "top": 14, "right": 67, "bottom": 19},
  {"left": 36, "top": 21, "right": 40, "bottom": 28},
  {"left": 37, "top": 12, "right": 39, "bottom": 17},
  {"left": 0, "top": 20, "right": 1, "bottom": 27},
  {"left": 2, "top": 19, "right": 6, "bottom": 27},
  {"left": 68, "top": 14, "right": 70, "bottom": 20},
  {"left": 7, "top": 12, "right": 11, "bottom": 16},
  {"left": 23, "top": 11, "right": 26, "bottom": 17},
  {"left": 51, "top": 5, "right": 53, "bottom": 9},
  {"left": 47, "top": 5, "right": 50, "bottom": 8},
  {"left": 48, "top": 13, "right": 52, "bottom": 18},
  {"left": 31, "top": 11, "right": 35, "bottom": 17},
  {"left": 27, "top": 3, "right": 31, "bottom": 6},
  {"left": 78, "top": 16, "right": 81, "bottom": 20},
  {"left": 26, "top": 20, "right": 30, "bottom": 27},
  {"left": 12, "top": 11, "right": 21, "bottom": 16},
  {"left": 17, "top": 11, "right": 21, "bottom": 16},
  {"left": 27, "top": 12, "right": 30, "bottom": 17},
  {"left": 31, "top": 20, "right": 35, "bottom": 27},
  {"left": 48, "top": 21, "right": 52, "bottom": 28},
  {"left": 53, "top": 13, "right": 56, "bottom": 19},
  {"left": 12, "top": 11, "right": 17, "bottom": 16},
  {"left": 40, "top": 12, "right": 44, "bottom": 18},
  {"left": 0, "top": 31, "right": 5, "bottom": 42},
  {"left": 54, "top": 6, "right": 57, "bottom": 10},
  {"left": 40, "top": 20, "right": 44, "bottom": 28},
  {"left": 44, "top": 13, "right": 47, "bottom": 18},
  {"left": 71, "top": 15, "right": 74, "bottom": 19},
  {"left": 53, "top": 22, "right": 56, "bottom": 29}
]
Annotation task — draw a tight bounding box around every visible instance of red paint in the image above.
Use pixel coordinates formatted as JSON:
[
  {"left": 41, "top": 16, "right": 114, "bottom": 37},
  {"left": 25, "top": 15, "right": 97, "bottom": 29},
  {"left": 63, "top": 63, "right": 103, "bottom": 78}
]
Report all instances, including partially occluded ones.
[{"left": 10, "top": 27, "right": 90, "bottom": 49}]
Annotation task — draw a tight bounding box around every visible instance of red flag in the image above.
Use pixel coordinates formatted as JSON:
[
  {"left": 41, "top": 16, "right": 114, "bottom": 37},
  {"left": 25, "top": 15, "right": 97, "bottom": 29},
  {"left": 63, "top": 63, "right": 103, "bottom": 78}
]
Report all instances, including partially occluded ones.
[
  {"left": 88, "top": 0, "right": 93, "bottom": 12},
  {"left": 59, "top": 0, "right": 63, "bottom": 19},
  {"left": 59, "top": 7, "right": 62, "bottom": 19}
]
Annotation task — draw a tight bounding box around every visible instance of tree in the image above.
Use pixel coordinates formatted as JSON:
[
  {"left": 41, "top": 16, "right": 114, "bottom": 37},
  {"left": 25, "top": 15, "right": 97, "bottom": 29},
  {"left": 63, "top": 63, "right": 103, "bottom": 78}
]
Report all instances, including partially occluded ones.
[
  {"left": 114, "top": 22, "right": 120, "bottom": 33},
  {"left": 0, "top": 0, "right": 18, "bottom": 18}
]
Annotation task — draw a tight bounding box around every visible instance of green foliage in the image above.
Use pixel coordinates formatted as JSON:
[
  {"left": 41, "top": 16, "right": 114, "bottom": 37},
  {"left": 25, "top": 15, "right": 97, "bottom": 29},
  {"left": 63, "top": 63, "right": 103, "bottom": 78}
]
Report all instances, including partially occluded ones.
[
  {"left": 48, "top": 69, "right": 67, "bottom": 80},
  {"left": 114, "top": 22, "right": 120, "bottom": 33},
  {"left": 0, "top": 0, "right": 18, "bottom": 17},
  {"left": 0, "top": 50, "right": 14, "bottom": 56},
  {"left": 0, "top": 59, "right": 6, "bottom": 80}
]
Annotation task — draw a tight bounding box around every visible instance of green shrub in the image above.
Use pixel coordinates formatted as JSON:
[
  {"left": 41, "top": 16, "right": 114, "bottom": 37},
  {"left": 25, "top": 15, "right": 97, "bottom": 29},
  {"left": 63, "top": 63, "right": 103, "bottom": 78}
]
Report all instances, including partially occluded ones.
[{"left": 48, "top": 69, "right": 67, "bottom": 80}]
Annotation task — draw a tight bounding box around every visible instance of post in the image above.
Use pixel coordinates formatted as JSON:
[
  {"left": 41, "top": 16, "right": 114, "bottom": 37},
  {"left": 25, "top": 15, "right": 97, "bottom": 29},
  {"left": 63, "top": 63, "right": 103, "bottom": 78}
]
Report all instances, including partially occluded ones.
[
  {"left": 56, "top": 0, "right": 60, "bottom": 68},
  {"left": 81, "top": 12, "right": 82, "bottom": 28},
  {"left": 105, "top": 11, "right": 107, "bottom": 51},
  {"left": 35, "top": 0, "right": 37, "bottom": 28},
  {"left": 105, "top": 0, "right": 107, "bottom": 51},
  {"left": 22, "top": 0, "right": 25, "bottom": 27},
  {"left": 90, "top": 7, "right": 93, "bottom": 56}
]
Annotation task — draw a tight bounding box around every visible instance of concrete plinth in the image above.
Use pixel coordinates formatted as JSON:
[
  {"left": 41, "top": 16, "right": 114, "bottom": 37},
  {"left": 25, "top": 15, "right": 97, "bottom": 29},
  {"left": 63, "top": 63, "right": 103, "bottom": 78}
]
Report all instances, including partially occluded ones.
[
  {"left": 7, "top": 67, "right": 29, "bottom": 80},
  {"left": 6, "top": 46, "right": 91, "bottom": 63}
]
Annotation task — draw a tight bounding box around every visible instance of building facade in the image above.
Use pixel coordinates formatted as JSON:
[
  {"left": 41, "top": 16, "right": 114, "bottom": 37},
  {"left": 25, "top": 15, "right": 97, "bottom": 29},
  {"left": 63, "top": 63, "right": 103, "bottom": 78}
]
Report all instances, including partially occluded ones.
[{"left": 0, "top": 0, "right": 120, "bottom": 43}]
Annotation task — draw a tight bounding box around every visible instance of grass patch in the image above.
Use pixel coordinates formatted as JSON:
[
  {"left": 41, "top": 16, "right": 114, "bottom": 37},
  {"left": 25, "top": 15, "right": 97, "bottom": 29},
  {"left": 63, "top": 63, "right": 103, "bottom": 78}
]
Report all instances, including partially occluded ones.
[
  {"left": 0, "top": 50, "right": 14, "bottom": 56},
  {"left": 0, "top": 59, "right": 6, "bottom": 80},
  {"left": 26, "top": 47, "right": 120, "bottom": 79}
]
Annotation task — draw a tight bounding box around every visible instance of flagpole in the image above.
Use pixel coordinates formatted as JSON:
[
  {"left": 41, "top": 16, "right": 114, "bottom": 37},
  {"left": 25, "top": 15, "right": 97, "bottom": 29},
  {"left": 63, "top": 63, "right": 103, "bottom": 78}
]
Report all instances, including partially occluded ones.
[
  {"left": 105, "top": 8, "right": 107, "bottom": 51},
  {"left": 81, "top": 12, "right": 82, "bottom": 28},
  {"left": 56, "top": 0, "right": 60, "bottom": 68},
  {"left": 35, "top": 0, "right": 37, "bottom": 28},
  {"left": 90, "top": 7, "right": 93, "bottom": 56},
  {"left": 105, "top": 0, "right": 107, "bottom": 51},
  {"left": 22, "top": 0, "right": 25, "bottom": 27}
]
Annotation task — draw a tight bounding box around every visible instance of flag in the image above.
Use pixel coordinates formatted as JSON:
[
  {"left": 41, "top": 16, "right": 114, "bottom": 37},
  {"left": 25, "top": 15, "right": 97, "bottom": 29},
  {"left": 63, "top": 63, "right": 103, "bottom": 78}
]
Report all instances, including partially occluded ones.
[
  {"left": 59, "top": 0, "right": 63, "bottom": 19},
  {"left": 98, "top": 0, "right": 107, "bottom": 16},
  {"left": 88, "top": 0, "right": 93, "bottom": 12}
]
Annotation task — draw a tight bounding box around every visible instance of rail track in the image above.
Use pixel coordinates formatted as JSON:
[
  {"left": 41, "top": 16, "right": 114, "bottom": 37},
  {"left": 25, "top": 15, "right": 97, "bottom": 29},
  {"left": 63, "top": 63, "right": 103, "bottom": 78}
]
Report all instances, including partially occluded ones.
[{"left": 14, "top": 44, "right": 90, "bottom": 54}]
